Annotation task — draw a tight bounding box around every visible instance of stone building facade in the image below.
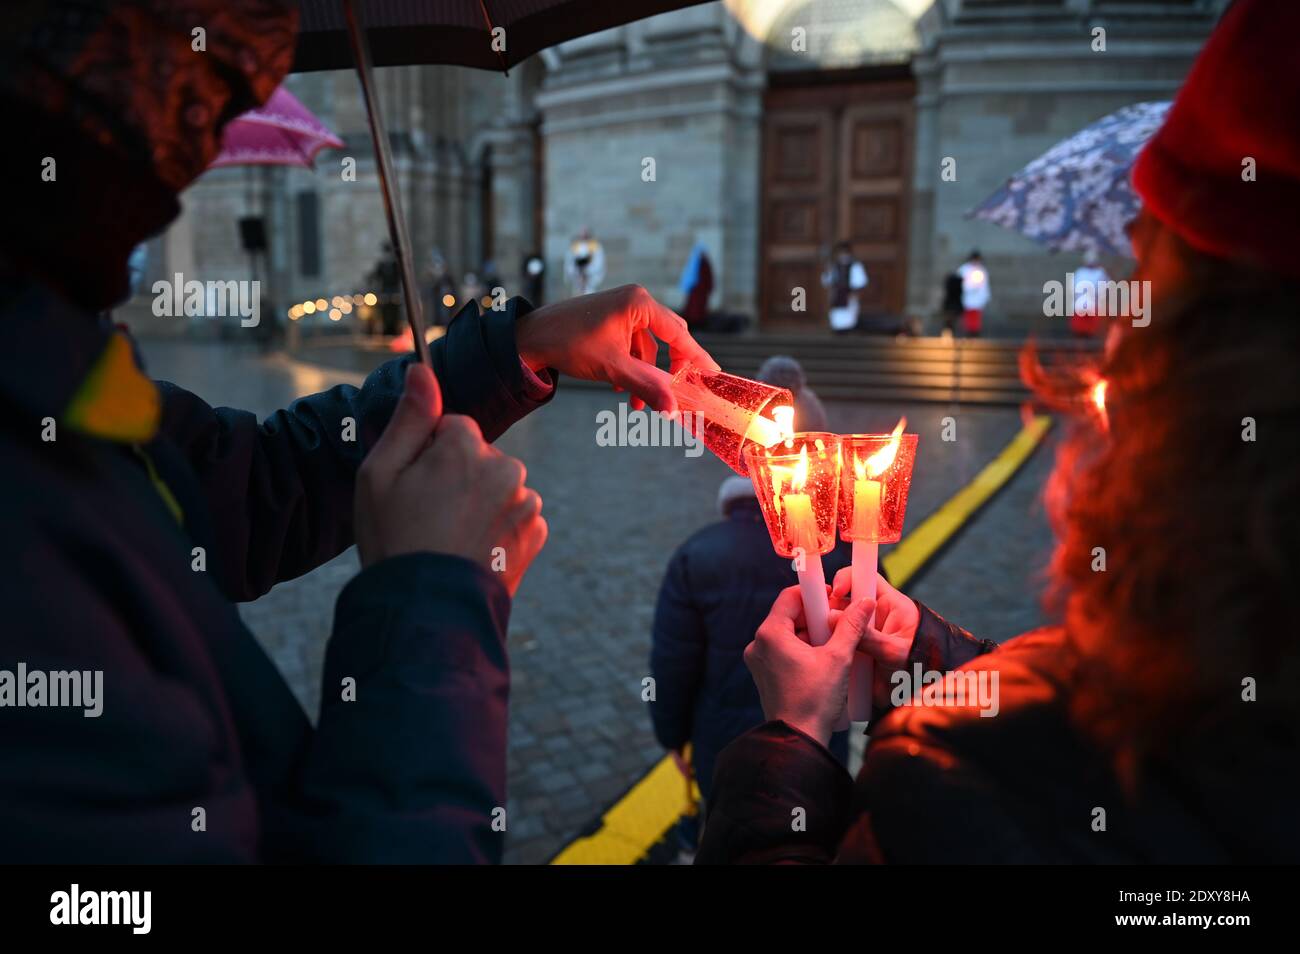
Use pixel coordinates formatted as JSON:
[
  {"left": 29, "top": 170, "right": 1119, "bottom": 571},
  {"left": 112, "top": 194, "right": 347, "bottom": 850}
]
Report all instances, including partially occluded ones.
[{"left": 149, "top": 0, "right": 1227, "bottom": 337}]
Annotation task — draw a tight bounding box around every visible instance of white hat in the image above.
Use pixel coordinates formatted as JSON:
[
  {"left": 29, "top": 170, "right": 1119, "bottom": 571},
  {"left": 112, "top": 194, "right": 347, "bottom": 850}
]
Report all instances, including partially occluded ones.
[{"left": 717, "top": 475, "right": 756, "bottom": 515}]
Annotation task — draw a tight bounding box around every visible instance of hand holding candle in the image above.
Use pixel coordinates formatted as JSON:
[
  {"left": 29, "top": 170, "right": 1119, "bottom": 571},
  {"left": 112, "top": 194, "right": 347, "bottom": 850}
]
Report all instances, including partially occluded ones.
[
  {"left": 515, "top": 284, "right": 720, "bottom": 412},
  {"left": 745, "top": 589, "right": 878, "bottom": 748},
  {"left": 838, "top": 420, "right": 918, "bottom": 722},
  {"left": 746, "top": 434, "right": 843, "bottom": 647}
]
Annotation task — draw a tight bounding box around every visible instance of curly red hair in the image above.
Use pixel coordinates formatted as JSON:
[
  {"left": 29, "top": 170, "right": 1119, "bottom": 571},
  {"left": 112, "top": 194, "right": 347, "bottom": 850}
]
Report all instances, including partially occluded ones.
[{"left": 1025, "top": 239, "right": 1300, "bottom": 772}]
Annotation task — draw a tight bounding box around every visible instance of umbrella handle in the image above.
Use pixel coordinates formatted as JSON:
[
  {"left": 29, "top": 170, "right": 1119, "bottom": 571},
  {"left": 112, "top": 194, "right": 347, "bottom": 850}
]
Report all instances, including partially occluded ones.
[{"left": 342, "top": 0, "right": 431, "bottom": 367}]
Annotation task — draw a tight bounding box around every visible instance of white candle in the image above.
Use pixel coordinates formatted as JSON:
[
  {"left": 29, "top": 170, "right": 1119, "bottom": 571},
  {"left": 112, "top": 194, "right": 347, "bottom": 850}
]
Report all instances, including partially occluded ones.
[
  {"left": 785, "top": 492, "right": 830, "bottom": 646},
  {"left": 852, "top": 476, "right": 881, "bottom": 544},
  {"left": 849, "top": 476, "right": 880, "bottom": 723},
  {"left": 846, "top": 421, "right": 905, "bottom": 723},
  {"left": 744, "top": 411, "right": 784, "bottom": 449},
  {"left": 772, "top": 405, "right": 795, "bottom": 447}
]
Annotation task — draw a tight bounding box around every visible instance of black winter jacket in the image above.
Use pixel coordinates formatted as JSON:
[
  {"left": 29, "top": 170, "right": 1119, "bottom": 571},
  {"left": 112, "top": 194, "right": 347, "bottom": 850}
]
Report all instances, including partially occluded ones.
[
  {"left": 697, "top": 604, "right": 1299, "bottom": 863},
  {"left": 649, "top": 497, "right": 852, "bottom": 796},
  {"left": 0, "top": 276, "right": 551, "bottom": 862}
]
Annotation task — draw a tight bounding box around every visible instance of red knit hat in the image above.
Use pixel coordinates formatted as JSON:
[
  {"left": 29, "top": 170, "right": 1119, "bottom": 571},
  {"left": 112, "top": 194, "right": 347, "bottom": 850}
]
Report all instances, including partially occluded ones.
[{"left": 1132, "top": 0, "right": 1300, "bottom": 278}]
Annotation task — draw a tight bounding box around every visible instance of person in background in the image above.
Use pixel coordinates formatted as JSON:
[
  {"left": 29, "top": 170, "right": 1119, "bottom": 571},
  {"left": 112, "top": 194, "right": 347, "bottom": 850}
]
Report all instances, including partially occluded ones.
[
  {"left": 425, "top": 249, "right": 458, "bottom": 327},
  {"left": 648, "top": 357, "right": 849, "bottom": 863},
  {"left": 367, "top": 241, "right": 402, "bottom": 336},
  {"left": 522, "top": 252, "right": 546, "bottom": 307},
  {"left": 956, "top": 249, "right": 990, "bottom": 336},
  {"left": 1070, "top": 248, "right": 1109, "bottom": 338},
  {"left": 564, "top": 227, "right": 605, "bottom": 297},
  {"left": 679, "top": 240, "right": 714, "bottom": 327},
  {"left": 480, "top": 259, "right": 502, "bottom": 307},
  {"left": 460, "top": 269, "right": 484, "bottom": 311},
  {"left": 755, "top": 355, "right": 827, "bottom": 434},
  {"left": 940, "top": 268, "right": 964, "bottom": 338},
  {"left": 821, "top": 241, "right": 868, "bottom": 334}
]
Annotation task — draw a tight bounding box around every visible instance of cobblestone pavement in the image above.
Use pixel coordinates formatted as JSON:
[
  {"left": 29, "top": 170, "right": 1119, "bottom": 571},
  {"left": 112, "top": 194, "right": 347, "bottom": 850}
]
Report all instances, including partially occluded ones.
[
  {"left": 139, "top": 340, "right": 1055, "bottom": 864},
  {"left": 907, "top": 431, "right": 1060, "bottom": 643}
]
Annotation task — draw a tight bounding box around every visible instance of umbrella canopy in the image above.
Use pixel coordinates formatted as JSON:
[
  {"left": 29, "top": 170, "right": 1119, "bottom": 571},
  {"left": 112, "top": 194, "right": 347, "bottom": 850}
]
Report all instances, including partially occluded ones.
[
  {"left": 209, "top": 86, "right": 344, "bottom": 169},
  {"left": 294, "top": 0, "right": 713, "bottom": 72},
  {"left": 969, "top": 101, "right": 1171, "bottom": 257}
]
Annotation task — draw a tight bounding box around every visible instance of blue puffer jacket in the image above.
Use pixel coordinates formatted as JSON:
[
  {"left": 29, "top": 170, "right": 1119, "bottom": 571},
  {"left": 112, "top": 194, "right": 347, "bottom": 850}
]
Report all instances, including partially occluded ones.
[{"left": 649, "top": 496, "right": 853, "bottom": 798}]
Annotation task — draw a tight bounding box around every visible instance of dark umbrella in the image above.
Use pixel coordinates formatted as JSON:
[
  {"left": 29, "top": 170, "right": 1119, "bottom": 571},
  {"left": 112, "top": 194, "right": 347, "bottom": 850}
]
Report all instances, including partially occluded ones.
[
  {"left": 295, "top": 0, "right": 711, "bottom": 72},
  {"left": 295, "top": 1, "right": 711, "bottom": 364}
]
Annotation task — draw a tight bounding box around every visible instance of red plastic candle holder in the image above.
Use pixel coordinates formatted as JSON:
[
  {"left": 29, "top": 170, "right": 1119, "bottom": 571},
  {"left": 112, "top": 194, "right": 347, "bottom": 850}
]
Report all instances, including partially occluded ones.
[
  {"left": 671, "top": 363, "right": 794, "bottom": 476},
  {"left": 744, "top": 433, "right": 843, "bottom": 559},
  {"left": 836, "top": 432, "right": 919, "bottom": 544}
]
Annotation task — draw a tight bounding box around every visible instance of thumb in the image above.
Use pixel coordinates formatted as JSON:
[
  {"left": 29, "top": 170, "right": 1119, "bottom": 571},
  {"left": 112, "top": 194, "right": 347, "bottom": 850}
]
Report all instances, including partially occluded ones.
[
  {"left": 610, "top": 356, "right": 677, "bottom": 416},
  {"left": 829, "top": 598, "right": 875, "bottom": 659},
  {"left": 368, "top": 361, "right": 444, "bottom": 475}
]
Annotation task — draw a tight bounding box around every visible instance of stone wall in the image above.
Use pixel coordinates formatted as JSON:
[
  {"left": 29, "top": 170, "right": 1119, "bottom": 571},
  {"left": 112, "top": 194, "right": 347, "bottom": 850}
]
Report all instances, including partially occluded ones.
[{"left": 536, "top": 6, "right": 766, "bottom": 313}]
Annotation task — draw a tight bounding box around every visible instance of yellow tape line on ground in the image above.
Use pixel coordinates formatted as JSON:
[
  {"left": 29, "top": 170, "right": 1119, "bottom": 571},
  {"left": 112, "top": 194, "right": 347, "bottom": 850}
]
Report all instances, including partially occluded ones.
[
  {"left": 551, "top": 415, "right": 1054, "bottom": 865},
  {"left": 882, "top": 414, "right": 1052, "bottom": 585}
]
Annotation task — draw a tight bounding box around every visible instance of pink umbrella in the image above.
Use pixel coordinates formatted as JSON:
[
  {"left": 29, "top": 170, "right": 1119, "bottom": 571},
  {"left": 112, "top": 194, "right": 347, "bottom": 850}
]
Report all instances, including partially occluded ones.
[{"left": 210, "top": 86, "right": 343, "bottom": 169}]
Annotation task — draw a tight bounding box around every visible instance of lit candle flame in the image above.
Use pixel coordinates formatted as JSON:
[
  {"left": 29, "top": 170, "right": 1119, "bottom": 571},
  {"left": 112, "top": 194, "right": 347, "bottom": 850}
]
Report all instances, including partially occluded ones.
[
  {"left": 857, "top": 417, "right": 907, "bottom": 480},
  {"left": 1092, "top": 379, "right": 1108, "bottom": 414},
  {"left": 773, "top": 405, "right": 795, "bottom": 447},
  {"left": 767, "top": 443, "right": 812, "bottom": 521},
  {"left": 792, "top": 444, "right": 810, "bottom": 493}
]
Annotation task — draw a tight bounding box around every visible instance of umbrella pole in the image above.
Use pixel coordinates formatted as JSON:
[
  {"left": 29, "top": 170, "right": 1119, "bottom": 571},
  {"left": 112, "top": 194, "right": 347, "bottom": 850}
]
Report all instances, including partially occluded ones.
[{"left": 342, "top": 0, "right": 431, "bottom": 367}]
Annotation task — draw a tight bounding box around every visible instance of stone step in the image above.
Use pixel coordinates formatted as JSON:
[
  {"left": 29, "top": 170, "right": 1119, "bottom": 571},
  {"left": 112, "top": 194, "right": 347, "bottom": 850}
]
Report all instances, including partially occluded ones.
[
  {"left": 663, "top": 333, "right": 1099, "bottom": 406},
  {"left": 296, "top": 332, "right": 1099, "bottom": 407}
]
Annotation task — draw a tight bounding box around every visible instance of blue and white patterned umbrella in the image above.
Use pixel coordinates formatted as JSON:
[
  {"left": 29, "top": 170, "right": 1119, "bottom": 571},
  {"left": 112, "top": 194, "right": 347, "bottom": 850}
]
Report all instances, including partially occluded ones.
[{"left": 969, "top": 101, "right": 1170, "bottom": 257}]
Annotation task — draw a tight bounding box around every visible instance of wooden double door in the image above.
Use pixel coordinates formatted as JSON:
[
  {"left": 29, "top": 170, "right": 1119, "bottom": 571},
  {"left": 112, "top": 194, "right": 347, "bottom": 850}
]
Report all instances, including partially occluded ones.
[{"left": 760, "top": 77, "right": 916, "bottom": 331}]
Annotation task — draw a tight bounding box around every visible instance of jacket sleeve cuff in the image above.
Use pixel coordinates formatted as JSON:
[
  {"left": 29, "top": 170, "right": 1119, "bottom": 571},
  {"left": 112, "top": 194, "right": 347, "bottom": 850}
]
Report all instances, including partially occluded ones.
[
  {"left": 867, "top": 601, "right": 996, "bottom": 723},
  {"left": 429, "top": 297, "right": 556, "bottom": 443},
  {"left": 697, "top": 720, "right": 854, "bottom": 864},
  {"left": 906, "top": 599, "right": 998, "bottom": 672},
  {"left": 518, "top": 359, "right": 554, "bottom": 401}
]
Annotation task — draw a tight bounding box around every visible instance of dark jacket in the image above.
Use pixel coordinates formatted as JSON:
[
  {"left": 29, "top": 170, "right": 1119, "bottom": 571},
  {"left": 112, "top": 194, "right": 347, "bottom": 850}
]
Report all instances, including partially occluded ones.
[
  {"left": 697, "top": 603, "right": 1300, "bottom": 863},
  {"left": 942, "top": 272, "right": 964, "bottom": 315},
  {"left": 0, "top": 276, "right": 552, "bottom": 863},
  {"left": 649, "top": 497, "right": 852, "bottom": 797}
]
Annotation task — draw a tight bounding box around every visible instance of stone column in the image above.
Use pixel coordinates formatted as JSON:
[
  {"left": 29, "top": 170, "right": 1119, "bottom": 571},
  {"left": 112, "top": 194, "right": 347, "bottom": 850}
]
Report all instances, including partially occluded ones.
[{"left": 906, "top": 47, "right": 940, "bottom": 324}]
